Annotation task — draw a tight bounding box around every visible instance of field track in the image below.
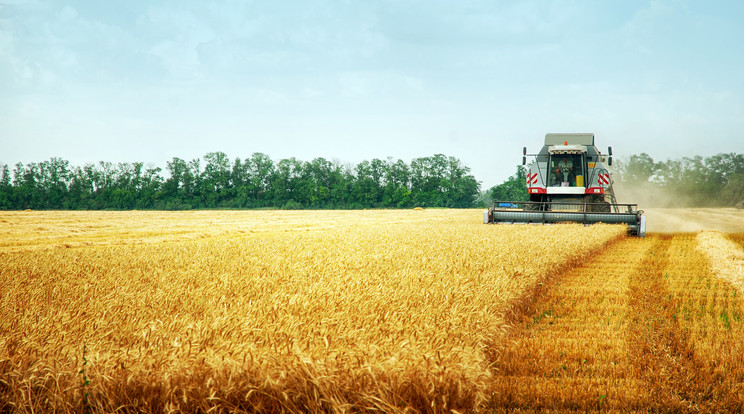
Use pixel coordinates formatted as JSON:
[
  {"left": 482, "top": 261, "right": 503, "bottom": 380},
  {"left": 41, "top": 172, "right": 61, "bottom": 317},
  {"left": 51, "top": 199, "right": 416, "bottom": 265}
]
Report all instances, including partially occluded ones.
[{"left": 488, "top": 233, "right": 744, "bottom": 411}]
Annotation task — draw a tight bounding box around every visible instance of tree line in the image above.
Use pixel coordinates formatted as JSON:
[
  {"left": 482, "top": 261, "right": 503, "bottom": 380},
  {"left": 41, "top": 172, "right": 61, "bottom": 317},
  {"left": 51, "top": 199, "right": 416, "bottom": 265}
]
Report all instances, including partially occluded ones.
[
  {"left": 0, "top": 153, "right": 480, "bottom": 210},
  {"left": 2, "top": 151, "right": 741, "bottom": 210}
]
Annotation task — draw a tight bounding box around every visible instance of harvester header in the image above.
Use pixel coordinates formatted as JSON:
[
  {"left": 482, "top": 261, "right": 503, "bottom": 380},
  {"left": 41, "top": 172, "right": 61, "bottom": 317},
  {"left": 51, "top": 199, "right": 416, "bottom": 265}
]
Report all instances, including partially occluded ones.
[{"left": 486, "top": 133, "right": 646, "bottom": 236}]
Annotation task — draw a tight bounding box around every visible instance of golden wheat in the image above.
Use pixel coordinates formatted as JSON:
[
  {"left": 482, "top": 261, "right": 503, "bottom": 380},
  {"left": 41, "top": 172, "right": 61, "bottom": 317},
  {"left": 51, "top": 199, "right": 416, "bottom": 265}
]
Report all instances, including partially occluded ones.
[{"left": 0, "top": 210, "right": 626, "bottom": 412}]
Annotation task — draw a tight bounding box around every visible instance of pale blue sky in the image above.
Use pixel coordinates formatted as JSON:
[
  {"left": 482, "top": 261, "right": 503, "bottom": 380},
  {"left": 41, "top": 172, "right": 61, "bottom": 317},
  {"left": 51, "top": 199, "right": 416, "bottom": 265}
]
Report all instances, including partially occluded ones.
[{"left": 1, "top": 0, "right": 742, "bottom": 188}]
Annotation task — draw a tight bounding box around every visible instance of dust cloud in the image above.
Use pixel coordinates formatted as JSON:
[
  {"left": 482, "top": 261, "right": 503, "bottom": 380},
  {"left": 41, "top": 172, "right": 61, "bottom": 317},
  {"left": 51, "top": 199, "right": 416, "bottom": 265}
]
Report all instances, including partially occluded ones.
[
  {"left": 612, "top": 181, "right": 693, "bottom": 209},
  {"left": 612, "top": 181, "right": 744, "bottom": 233}
]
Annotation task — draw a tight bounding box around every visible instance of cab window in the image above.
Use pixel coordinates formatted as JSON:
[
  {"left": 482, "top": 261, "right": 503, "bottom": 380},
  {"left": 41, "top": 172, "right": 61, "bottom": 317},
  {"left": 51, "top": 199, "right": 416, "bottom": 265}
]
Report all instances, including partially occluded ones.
[{"left": 549, "top": 154, "right": 585, "bottom": 187}]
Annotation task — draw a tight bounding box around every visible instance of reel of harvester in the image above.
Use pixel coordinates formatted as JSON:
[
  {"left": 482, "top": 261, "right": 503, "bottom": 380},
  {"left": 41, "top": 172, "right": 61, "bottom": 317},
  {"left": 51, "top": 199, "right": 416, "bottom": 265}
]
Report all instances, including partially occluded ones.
[{"left": 484, "top": 200, "right": 646, "bottom": 237}]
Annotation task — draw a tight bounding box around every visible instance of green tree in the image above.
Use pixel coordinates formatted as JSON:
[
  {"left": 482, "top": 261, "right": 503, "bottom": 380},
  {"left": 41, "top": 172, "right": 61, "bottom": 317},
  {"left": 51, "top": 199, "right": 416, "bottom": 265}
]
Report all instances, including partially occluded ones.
[
  {"left": 383, "top": 158, "right": 411, "bottom": 208},
  {"left": 330, "top": 161, "right": 353, "bottom": 208},
  {"left": 410, "top": 155, "right": 444, "bottom": 207},
  {"left": 726, "top": 173, "right": 744, "bottom": 206},
  {"left": 164, "top": 157, "right": 188, "bottom": 202},
  {"left": 409, "top": 154, "right": 479, "bottom": 207},
  {"left": 37, "top": 157, "right": 70, "bottom": 208},
  {"left": 487, "top": 166, "right": 528, "bottom": 202},
  {"left": 67, "top": 164, "right": 97, "bottom": 209},
  {"left": 246, "top": 153, "right": 275, "bottom": 207},
  {"left": 619, "top": 153, "right": 657, "bottom": 183},
  {"left": 13, "top": 162, "right": 39, "bottom": 209},
  {"left": 272, "top": 157, "right": 304, "bottom": 208},
  {"left": 137, "top": 165, "right": 162, "bottom": 209},
  {"left": 352, "top": 160, "right": 384, "bottom": 207},
  {"left": 304, "top": 157, "right": 337, "bottom": 208},
  {"left": 444, "top": 156, "right": 480, "bottom": 208},
  {"left": 0, "top": 164, "right": 12, "bottom": 209},
  {"left": 201, "top": 152, "right": 232, "bottom": 207}
]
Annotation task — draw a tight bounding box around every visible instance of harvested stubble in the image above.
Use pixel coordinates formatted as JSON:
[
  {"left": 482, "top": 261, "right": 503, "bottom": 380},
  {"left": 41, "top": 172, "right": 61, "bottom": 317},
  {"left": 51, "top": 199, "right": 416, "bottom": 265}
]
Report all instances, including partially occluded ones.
[
  {"left": 0, "top": 210, "right": 625, "bottom": 412},
  {"left": 487, "top": 233, "right": 744, "bottom": 411},
  {"left": 668, "top": 233, "right": 744, "bottom": 410},
  {"left": 696, "top": 231, "right": 744, "bottom": 293}
]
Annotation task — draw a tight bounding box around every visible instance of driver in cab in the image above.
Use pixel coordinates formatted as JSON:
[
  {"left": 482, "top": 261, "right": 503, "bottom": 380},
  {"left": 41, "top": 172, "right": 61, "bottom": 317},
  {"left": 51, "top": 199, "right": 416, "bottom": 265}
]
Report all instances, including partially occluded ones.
[{"left": 554, "top": 157, "right": 574, "bottom": 186}]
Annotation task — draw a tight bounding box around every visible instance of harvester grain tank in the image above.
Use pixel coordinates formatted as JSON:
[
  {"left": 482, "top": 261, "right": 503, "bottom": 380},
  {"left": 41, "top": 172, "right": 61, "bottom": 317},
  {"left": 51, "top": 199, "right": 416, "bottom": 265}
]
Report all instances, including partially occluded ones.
[{"left": 484, "top": 133, "right": 646, "bottom": 237}]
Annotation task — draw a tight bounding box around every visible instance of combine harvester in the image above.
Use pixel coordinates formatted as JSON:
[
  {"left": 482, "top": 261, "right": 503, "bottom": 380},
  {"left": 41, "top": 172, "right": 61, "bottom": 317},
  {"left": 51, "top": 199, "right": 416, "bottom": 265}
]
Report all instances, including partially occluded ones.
[{"left": 484, "top": 133, "right": 646, "bottom": 237}]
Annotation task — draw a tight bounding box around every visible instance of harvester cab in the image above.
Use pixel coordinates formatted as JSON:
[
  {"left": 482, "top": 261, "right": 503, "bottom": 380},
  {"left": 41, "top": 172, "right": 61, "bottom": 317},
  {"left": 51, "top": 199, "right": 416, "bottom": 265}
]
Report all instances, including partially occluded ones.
[{"left": 485, "top": 133, "right": 646, "bottom": 237}]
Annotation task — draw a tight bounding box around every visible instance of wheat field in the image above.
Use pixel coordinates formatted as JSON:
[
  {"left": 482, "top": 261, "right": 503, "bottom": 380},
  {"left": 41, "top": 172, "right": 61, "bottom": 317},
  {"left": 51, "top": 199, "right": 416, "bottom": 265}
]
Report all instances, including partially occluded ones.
[{"left": 2, "top": 209, "right": 744, "bottom": 412}]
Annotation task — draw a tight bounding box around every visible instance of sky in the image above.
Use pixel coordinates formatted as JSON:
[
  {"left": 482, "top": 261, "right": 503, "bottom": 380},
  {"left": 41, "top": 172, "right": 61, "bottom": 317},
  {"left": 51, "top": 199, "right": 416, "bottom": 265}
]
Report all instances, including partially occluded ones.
[{"left": 1, "top": 0, "right": 743, "bottom": 189}]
